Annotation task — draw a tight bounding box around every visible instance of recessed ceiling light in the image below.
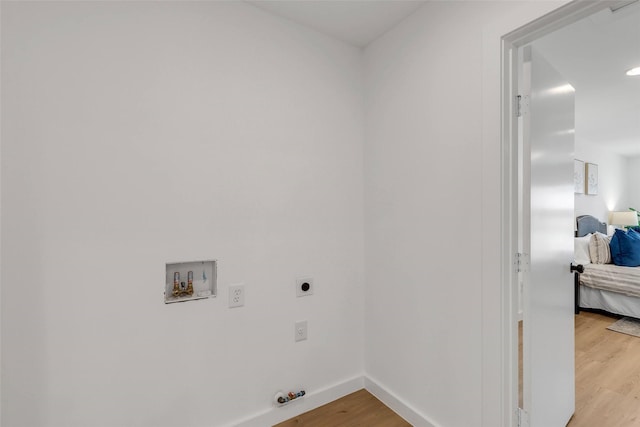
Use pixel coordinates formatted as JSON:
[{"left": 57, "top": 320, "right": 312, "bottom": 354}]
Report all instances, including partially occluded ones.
[
  {"left": 626, "top": 66, "right": 640, "bottom": 76},
  {"left": 543, "top": 84, "right": 575, "bottom": 96}
]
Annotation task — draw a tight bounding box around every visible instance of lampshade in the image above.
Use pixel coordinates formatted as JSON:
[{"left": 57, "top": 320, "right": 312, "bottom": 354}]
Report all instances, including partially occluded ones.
[{"left": 608, "top": 211, "right": 639, "bottom": 227}]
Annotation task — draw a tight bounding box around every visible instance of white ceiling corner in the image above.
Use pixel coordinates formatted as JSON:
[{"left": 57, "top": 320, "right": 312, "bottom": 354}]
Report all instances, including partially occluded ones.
[{"left": 245, "top": 1, "right": 426, "bottom": 48}]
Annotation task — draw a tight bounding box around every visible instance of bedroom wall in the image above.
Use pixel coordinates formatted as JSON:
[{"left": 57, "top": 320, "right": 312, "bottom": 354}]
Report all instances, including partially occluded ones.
[
  {"left": 627, "top": 156, "right": 640, "bottom": 212},
  {"left": 363, "top": 2, "right": 565, "bottom": 426},
  {"left": 1, "top": 2, "right": 365, "bottom": 426},
  {"left": 574, "top": 137, "right": 629, "bottom": 223}
]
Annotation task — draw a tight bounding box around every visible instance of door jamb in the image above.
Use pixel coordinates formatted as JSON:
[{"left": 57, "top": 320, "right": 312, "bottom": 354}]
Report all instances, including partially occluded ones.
[{"left": 500, "top": 1, "right": 619, "bottom": 426}]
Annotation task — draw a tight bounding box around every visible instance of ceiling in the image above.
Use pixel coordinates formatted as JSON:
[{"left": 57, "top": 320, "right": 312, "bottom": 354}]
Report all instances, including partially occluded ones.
[
  {"left": 534, "top": 2, "right": 640, "bottom": 157},
  {"left": 246, "top": 1, "right": 426, "bottom": 48}
]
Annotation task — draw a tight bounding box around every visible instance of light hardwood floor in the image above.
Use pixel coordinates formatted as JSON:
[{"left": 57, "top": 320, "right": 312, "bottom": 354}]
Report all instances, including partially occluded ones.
[
  {"left": 278, "top": 312, "right": 640, "bottom": 427},
  {"left": 274, "top": 389, "right": 411, "bottom": 427},
  {"left": 567, "top": 311, "right": 640, "bottom": 427}
]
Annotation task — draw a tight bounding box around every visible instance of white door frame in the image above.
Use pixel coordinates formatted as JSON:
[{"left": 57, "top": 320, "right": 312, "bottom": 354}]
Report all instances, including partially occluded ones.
[{"left": 499, "top": 1, "right": 622, "bottom": 426}]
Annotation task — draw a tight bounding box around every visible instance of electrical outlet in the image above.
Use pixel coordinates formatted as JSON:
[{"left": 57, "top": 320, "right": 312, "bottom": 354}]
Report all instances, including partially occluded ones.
[
  {"left": 296, "top": 277, "right": 314, "bottom": 297},
  {"left": 229, "top": 284, "right": 245, "bottom": 308},
  {"left": 295, "top": 320, "right": 307, "bottom": 342}
]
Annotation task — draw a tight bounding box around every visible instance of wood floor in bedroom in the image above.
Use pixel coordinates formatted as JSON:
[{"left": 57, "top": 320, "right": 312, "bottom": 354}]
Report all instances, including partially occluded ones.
[
  {"left": 568, "top": 311, "right": 640, "bottom": 427},
  {"left": 274, "top": 389, "right": 410, "bottom": 427}
]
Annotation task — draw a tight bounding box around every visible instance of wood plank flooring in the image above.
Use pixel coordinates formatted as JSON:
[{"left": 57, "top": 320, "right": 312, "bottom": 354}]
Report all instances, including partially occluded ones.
[
  {"left": 274, "top": 389, "right": 411, "bottom": 427},
  {"left": 278, "top": 312, "right": 640, "bottom": 427},
  {"left": 568, "top": 311, "right": 640, "bottom": 427}
]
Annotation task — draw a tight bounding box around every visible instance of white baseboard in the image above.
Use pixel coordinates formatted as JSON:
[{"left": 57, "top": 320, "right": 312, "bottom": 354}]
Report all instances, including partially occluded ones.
[
  {"left": 229, "top": 375, "right": 440, "bottom": 427},
  {"left": 230, "top": 376, "right": 364, "bottom": 427},
  {"left": 364, "top": 376, "right": 440, "bottom": 427}
]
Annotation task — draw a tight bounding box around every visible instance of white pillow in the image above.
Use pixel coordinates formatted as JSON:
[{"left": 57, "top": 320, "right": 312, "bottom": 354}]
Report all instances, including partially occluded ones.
[{"left": 574, "top": 233, "right": 592, "bottom": 265}]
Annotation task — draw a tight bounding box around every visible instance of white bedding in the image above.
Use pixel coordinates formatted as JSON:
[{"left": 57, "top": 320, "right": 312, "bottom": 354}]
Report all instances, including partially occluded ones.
[
  {"left": 574, "top": 215, "right": 640, "bottom": 317},
  {"left": 580, "top": 263, "right": 640, "bottom": 298}
]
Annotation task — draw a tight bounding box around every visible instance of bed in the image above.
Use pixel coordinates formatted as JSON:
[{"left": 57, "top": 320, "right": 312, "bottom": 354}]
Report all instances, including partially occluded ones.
[{"left": 575, "top": 215, "right": 640, "bottom": 319}]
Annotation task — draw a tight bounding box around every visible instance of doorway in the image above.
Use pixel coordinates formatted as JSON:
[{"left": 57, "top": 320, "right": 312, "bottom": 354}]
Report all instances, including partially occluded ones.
[{"left": 502, "top": 1, "right": 639, "bottom": 426}]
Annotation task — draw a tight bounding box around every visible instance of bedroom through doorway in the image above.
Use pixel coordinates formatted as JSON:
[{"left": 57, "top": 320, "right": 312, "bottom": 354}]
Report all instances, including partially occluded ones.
[{"left": 511, "top": 1, "right": 640, "bottom": 426}]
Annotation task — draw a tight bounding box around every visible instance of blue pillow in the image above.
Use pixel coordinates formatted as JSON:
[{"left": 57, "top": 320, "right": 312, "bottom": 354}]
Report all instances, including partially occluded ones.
[{"left": 610, "top": 228, "right": 640, "bottom": 267}]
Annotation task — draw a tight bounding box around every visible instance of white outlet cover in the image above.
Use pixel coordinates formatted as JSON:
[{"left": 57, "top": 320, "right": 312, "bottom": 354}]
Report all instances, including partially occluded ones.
[
  {"left": 296, "top": 277, "right": 314, "bottom": 297},
  {"left": 228, "top": 284, "right": 245, "bottom": 308},
  {"left": 295, "top": 320, "right": 307, "bottom": 342}
]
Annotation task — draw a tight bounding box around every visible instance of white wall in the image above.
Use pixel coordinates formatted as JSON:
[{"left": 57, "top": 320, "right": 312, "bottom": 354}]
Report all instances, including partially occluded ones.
[
  {"left": 574, "top": 138, "right": 630, "bottom": 222},
  {"left": 2, "top": 1, "right": 585, "bottom": 426},
  {"left": 363, "top": 4, "right": 482, "bottom": 425},
  {"left": 1, "top": 3, "right": 365, "bottom": 426},
  {"left": 364, "top": 2, "right": 565, "bottom": 426},
  {"left": 627, "top": 156, "right": 640, "bottom": 211}
]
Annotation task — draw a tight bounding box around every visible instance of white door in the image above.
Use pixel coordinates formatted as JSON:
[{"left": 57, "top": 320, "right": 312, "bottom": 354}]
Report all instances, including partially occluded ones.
[{"left": 522, "top": 45, "right": 575, "bottom": 427}]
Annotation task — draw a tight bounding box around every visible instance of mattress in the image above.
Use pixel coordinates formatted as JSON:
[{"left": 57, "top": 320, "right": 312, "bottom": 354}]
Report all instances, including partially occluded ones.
[{"left": 579, "top": 285, "right": 640, "bottom": 320}]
